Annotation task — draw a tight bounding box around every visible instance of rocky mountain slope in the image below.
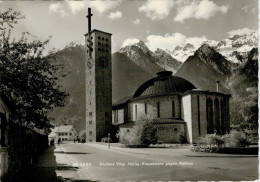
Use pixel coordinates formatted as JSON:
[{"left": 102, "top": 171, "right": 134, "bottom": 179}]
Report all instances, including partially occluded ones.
[
  {"left": 50, "top": 32, "right": 258, "bottom": 132},
  {"left": 119, "top": 41, "right": 182, "bottom": 74},
  {"left": 167, "top": 32, "right": 258, "bottom": 63},
  {"left": 175, "top": 44, "right": 232, "bottom": 93}
]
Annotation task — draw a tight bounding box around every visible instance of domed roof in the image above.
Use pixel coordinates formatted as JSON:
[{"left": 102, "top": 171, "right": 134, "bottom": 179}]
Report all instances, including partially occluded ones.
[{"left": 133, "top": 71, "right": 196, "bottom": 98}]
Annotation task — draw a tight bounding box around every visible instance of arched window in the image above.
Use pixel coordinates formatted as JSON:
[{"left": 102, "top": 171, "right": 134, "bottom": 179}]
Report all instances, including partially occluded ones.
[
  {"left": 172, "top": 101, "right": 175, "bottom": 117},
  {"left": 221, "top": 100, "right": 225, "bottom": 134},
  {"left": 214, "top": 99, "right": 220, "bottom": 134},
  {"left": 206, "top": 98, "right": 214, "bottom": 134},
  {"left": 157, "top": 102, "right": 160, "bottom": 118}
]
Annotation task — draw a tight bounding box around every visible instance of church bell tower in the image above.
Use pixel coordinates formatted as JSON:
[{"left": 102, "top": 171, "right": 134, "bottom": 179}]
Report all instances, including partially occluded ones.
[{"left": 85, "top": 8, "right": 112, "bottom": 142}]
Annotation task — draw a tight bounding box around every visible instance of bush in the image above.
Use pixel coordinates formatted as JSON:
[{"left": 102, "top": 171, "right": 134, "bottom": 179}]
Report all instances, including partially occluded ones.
[
  {"left": 227, "top": 130, "right": 250, "bottom": 147},
  {"left": 196, "top": 131, "right": 250, "bottom": 148},
  {"left": 118, "top": 119, "right": 158, "bottom": 146},
  {"left": 141, "top": 124, "right": 158, "bottom": 145},
  {"left": 203, "top": 134, "right": 224, "bottom": 147}
]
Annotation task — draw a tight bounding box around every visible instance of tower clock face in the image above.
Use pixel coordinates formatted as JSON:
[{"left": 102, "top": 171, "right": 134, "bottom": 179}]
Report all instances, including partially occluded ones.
[
  {"left": 87, "top": 61, "right": 92, "bottom": 69},
  {"left": 99, "top": 57, "right": 108, "bottom": 68},
  {"left": 87, "top": 58, "right": 93, "bottom": 69}
]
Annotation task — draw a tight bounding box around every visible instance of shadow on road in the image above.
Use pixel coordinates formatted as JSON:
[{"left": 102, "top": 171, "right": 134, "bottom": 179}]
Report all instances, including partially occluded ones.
[
  {"left": 65, "top": 152, "right": 91, "bottom": 155},
  {"left": 7, "top": 146, "right": 95, "bottom": 182}
]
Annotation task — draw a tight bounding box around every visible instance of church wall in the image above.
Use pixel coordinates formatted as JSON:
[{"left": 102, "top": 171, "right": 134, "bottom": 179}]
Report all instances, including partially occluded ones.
[
  {"left": 181, "top": 95, "right": 192, "bottom": 143},
  {"left": 129, "top": 95, "right": 181, "bottom": 122},
  {"left": 154, "top": 123, "right": 185, "bottom": 143},
  {"left": 189, "top": 94, "right": 208, "bottom": 143},
  {"left": 117, "top": 109, "right": 124, "bottom": 124},
  {"left": 199, "top": 95, "right": 207, "bottom": 136}
]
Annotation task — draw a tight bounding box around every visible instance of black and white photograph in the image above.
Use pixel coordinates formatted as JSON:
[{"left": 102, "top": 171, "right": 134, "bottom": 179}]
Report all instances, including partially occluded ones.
[{"left": 0, "top": 0, "right": 258, "bottom": 181}]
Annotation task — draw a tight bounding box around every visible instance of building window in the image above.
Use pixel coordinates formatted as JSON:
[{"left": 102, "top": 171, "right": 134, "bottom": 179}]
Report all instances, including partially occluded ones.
[
  {"left": 157, "top": 102, "right": 160, "bottom": 118},
  {"left": 114, "top": 110, "right": 118, "bottom": 124},
  {"left": 144, "top": 103, "right": 147, "bottom": 115},
  {"left": 206, "top": 98, "right": 214, "bottom": 134},
  {"left": 70, "top": 133, "right": 72, "bottom": 136},
  {"left": 173, "top": 128, "right": 178, "bottom": 132},
  {"left": 98, "top": 36, "right": 100, "bottom": 39},
  {"left": 172, "top": 101, "right": 175, "bottom": 117},
  {"left": 89, "top": 131, "right": 92, "bottom": 135},
  {"left": 102, "top": 37, "right": 104, "bottom": 40},
  {"left": 135, "top": 104, "right": 137, "bottom": 120},
  {"left": 89, "top": 121, "right": 92, "bottom": 124},
  {"left": 106, "top": 38, "right": 109, "bottom": 41},
  {"left": 65, "top": 133, "right": 67, "bottom": 136},
  {"left": 89, "top": 112, "right": 92, "bottom": 116}
]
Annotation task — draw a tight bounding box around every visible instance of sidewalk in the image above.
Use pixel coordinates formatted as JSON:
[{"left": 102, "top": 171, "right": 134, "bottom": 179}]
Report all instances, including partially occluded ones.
[{"left": 86, "top": 142, "right": 190, "bottom": 156}]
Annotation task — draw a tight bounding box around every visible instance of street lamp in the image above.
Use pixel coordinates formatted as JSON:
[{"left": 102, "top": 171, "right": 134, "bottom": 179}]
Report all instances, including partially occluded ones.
[{"left": 108, "top": 133, "right": 110, "bottom": 149}]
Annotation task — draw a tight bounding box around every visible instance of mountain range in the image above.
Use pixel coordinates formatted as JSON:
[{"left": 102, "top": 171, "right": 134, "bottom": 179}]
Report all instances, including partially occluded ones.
[{"left": 50, "top": 32, "right": 258, "bottom": 132}]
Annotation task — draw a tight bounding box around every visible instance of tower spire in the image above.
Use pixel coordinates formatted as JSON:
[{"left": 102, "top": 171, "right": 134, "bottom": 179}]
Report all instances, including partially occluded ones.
[
  {"left": 86, "top": 8, "right": 93, "bottom": 57},
  {"left": 86, "top": 8, "right": 93, "bottom": 34}
]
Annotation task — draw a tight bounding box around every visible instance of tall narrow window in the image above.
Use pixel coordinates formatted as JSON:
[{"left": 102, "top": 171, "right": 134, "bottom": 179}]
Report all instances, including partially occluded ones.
[
  {"left": 157, "top": 102, "right": 160, "bottom": 118},
  {"left": 172, "top": 101, "right": 175, "bottom": 117},
  {"left": 206, "top": 98, "right": 214, "bottom": 134},
  {"left": 0, "top": 114, "right": 7, "bottom": 147},
  {"left": 114, "top": 110, "right": 118, "bottom": 124},
  {"left": 197, "top": 96, "right": 201, "bottom": 135},
  {"left": 135, "top": 105, "right": 137, "bottom": 120},
  {"left": 145, "top": 103, "right": 147, "bottom": 115}
]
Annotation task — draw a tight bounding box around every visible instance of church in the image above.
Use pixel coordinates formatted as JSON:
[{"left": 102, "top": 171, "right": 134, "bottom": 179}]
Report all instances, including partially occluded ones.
[
  {"left": 112, "top": 71, "right": 231, "bottom": 144},
  {"left": 84, "top": 8, "right": 230, "bottom": 144}
]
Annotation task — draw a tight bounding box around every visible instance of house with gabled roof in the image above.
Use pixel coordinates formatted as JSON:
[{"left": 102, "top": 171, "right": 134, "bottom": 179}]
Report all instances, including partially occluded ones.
[{"left": 48, "top": 124, "right": 78, "bottom": 143}]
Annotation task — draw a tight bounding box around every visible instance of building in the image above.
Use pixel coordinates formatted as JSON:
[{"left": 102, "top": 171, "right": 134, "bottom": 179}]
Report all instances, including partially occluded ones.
[
  {"left": 112, "top": 71, "right": 231, "bottom": 144},
  {"left": 85, "top": 28, "right": 113, "bottom": 142},
  {"left": 0, "top": 97, "right": 11, "bottom": 178},
  {"left": 48, "top": 125, "right": 78, "bottom": 142}
]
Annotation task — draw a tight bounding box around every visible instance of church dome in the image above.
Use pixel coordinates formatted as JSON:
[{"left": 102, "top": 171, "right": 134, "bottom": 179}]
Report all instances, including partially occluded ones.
[{"left": 133, "top": 71, "right": 196, "bottom": 98}]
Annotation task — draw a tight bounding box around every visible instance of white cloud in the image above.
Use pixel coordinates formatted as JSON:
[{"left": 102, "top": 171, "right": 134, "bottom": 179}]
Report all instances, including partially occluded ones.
[
  {"left": 121, "top": 38, "right": 139, "bottom": 47},
  {"left": 228, "top": 28, "right": 256, "bottom": 37},
  {"left": 174, "top": 0, "right": 228, "bottom": 23},
  {"left": 49, "top": 0, "right": 122, "bottom": 17},
  {"left": 145, "top": 33, "right": 207, "bottom": 51},
  {"left": 49, "top": 2, "right": 69, "bottom": 18},
  {"left": 133, "top": 19, "right": 141, "bottom": 24},
  {"left": 139, "top": 0, "right": 174, "bottom": 20},
  {"left": 66, "top": 1, "right": 85, "bottom": 15},
  {"left": 108, "top": 11, "right": 122, "bottom": 19},
  {"left": 88, "top": 0, "right": 122, "bottom": 14}
]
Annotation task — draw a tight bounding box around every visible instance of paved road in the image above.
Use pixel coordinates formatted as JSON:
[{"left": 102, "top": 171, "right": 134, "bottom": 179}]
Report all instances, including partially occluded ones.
[{"left": 55, "top": 143, "right": 258, "bottom": 181}]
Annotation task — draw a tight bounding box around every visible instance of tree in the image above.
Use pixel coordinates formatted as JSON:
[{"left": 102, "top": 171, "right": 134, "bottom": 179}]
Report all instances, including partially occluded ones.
[{"left": 0, "top": 9, "right": 68, "bottom": 132}]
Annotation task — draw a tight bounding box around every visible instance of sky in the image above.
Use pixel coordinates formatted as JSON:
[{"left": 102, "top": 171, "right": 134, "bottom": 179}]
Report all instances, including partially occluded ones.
[{"left": 0, "top": 0, "right": 258, "bottom": 53}]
